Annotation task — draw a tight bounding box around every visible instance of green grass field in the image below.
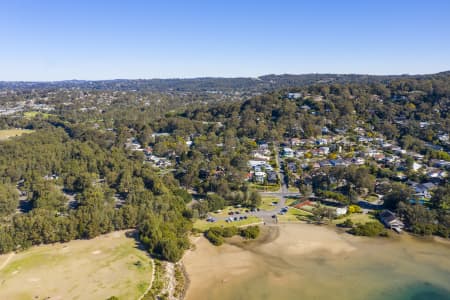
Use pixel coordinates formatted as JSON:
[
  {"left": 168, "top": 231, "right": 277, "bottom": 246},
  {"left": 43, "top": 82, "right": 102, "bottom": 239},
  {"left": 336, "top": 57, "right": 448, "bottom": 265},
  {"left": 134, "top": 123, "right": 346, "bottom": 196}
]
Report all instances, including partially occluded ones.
[
  {"left": 284, "top": 197, "right": 298, "bottom": 206},
  {"left": 259, "top": 196, "right": 280, "bottom": 210},
  {"left": 298, "top": 204, "right": 316, "bottom": 212},
  {"left": 24, "top": 111, "right": 53, "bottom": 119},
  {"left": 278, "top": 208, "right": 313, "bottom": 222},
  {"left": 0, "top": 231, "right": 153, "bottom": 300},
  {"left": 248, "top": 183, "right": 280, "bottom": 192},
  {"left": 363, "top": 195, "right": 380, "bottom": 202},
  {"left": 334, "top": 213, "right": 379, "bottom": 225},
  {"left": 0, "top": 129, "right": 34, "bottom": 141},
  {"left": 209, "top": 206, "right": 249, "bottom": 218},
  {"left": 193, "top": 216, "right": 262, "bottom": 232}
]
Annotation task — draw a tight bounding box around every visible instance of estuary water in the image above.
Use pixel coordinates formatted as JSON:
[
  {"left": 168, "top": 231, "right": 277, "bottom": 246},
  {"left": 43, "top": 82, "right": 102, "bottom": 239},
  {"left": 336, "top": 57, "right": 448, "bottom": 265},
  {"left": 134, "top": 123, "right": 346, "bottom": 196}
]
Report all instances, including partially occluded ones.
[{"left": 183, "top": 224, "right": 450, "bottom": 300}]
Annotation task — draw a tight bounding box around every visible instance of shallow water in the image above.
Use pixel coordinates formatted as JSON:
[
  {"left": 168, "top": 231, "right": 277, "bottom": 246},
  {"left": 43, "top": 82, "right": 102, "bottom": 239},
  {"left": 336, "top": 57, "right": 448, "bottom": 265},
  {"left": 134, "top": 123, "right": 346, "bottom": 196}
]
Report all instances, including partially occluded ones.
[{"left": 184, "top": 224, "right": 450, "bottom": 300}]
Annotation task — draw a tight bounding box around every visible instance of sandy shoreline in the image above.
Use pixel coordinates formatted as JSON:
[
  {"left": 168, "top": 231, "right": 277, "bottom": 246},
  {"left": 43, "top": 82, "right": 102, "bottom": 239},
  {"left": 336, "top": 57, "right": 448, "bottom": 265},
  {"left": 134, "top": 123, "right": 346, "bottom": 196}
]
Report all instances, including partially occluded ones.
[
  {"left": 182, "top": 224, "right": 357, "bottom": 300},
  {"left": 182, "top": 223, "right": 450, "bottom": 300}
]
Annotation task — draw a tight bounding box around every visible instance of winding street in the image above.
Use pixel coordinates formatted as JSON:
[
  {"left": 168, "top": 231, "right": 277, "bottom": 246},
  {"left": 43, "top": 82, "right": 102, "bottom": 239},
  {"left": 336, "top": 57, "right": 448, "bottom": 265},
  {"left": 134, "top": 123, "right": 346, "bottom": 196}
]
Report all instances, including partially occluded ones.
[{"left": 209, "top": 149, "right": 302, "bottom": 224}]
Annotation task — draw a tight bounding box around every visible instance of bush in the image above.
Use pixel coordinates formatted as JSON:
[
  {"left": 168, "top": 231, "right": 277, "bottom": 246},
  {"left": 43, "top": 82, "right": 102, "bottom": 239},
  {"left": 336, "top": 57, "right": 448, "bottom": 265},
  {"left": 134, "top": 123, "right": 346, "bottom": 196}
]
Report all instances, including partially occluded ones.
[
  {"left": 341, "top": 218, "right": 354, "bottom": 228},
  {"left": 205, "top": 225, "right": 260, "bottom": 245},
  {"left": 240, "top": 226, "right": 260, "bottom": 239},
  {"left": 222, "top": 226, "right": 238, "bottom": 237},
  {"left": 350, "top": 221, "right": 387, "bottom": 237},
  {"left": 205, "top": 230, "right": 224, "bottom": 246},
  {"left": 348, "top": 204, "right": 362, "bottom": 214}
]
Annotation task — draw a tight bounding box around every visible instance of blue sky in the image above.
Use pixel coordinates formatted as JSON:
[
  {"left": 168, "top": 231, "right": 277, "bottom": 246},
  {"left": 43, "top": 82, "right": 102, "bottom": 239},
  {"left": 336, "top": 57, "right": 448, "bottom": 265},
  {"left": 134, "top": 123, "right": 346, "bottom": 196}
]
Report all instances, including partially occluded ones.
[{"left": 1, "top": 0, "right": 449, "bottom": 80}]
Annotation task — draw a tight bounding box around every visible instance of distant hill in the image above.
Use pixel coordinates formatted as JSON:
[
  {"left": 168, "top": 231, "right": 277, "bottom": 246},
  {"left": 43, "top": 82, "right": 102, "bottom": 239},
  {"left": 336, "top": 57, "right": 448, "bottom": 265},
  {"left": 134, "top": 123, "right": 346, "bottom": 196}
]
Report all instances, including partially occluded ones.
[{"left": 0, "top": 71, "right": 449, "bottom": 92}]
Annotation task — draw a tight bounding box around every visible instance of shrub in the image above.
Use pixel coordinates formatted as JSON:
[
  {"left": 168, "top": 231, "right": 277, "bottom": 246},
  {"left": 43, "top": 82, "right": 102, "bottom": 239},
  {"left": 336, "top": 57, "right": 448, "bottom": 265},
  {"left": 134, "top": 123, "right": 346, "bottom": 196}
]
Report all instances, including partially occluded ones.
[
  {"left": 222, "top": 226, "right": 238, "bottom": 237},
  {"left": 348, "top": 204, "right": 362, "bottom": 214},
  {"left": 341, "top": 218, "right": 354, "bottom": 228},
  {"left": 240, "top": 226, "right": 260, "bottom": 239},
  {"left": 205, "top": 230, "right": 224, "bottom": 246},
  {"left": 350, "top": 221, "right": 387, "bottom": 237}
]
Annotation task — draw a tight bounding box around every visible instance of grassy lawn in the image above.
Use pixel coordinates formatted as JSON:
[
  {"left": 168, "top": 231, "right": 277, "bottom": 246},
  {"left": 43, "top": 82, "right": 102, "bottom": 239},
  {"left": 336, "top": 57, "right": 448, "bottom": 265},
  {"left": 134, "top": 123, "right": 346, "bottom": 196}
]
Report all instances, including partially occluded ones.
[
  {"left": 363, "top": 195, "right": 380, "bottom": 202},
  {"left": 278, "top": 208, "right": 313, "bottom": 222},
  {"left": 0, "top": 129, "right": 34, "bottom": 141},
  {"left": 287, "top": 186, "right": 299, "bottom": 192},
  {"left": 259, "top": 196, "right": 280, "bottom": 211},
  {"left": 334, "top": 213, "right": 379, "bottom": 225},
  {"left": 249, "top": 183, "right": 280, "bottom": 192},
  {"left": 193, "top": 216, "right": 262, "bottom": 232},
  {"left": 284, "top": 197, "right": 299, "bottom": 206},
  {"left": 298, "top": 204, "right": 316, "bottom": 213},
  {"left": 24, "top": 111, "right": 53, "bottom": 119},
  {"left": 209, "top": 206, "right": 250, "bottom": 218},
  {"left": 0, "top": 231, "right": 152, "bottom": 300}
]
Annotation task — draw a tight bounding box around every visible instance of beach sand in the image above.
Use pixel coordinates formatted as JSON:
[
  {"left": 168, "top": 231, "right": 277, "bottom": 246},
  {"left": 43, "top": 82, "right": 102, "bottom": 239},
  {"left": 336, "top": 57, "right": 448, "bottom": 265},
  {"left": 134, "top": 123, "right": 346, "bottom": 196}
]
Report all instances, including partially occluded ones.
[{"left": 183, "top": 224, "right": 450, "bottom": 300}]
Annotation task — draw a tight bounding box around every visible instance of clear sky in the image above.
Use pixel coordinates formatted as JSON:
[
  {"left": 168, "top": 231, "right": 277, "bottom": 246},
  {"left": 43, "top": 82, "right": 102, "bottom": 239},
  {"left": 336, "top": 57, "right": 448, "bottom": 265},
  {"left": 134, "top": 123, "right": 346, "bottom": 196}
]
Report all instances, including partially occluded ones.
[{"left": 1, "top": 0, "right": 449, "bottom": 80}]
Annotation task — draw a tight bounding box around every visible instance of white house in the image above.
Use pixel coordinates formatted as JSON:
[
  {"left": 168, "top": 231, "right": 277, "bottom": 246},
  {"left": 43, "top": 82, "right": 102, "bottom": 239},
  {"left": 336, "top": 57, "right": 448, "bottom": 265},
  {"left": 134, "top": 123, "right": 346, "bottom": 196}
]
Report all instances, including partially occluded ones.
[
  {"left": 412, "top": 162, "right": 422, "bottom": 172},
  {"left": 282, "top": 147, "right": 294, "bottom": 158},
  {"left": 379, "top": 210, "right": 404, "bottom": 231},
  {"left": 254, "top": 171, "right": 267, "bottom": 183},
  {"left": 335, "top": 207, "right": 348, "bottom": 216}
]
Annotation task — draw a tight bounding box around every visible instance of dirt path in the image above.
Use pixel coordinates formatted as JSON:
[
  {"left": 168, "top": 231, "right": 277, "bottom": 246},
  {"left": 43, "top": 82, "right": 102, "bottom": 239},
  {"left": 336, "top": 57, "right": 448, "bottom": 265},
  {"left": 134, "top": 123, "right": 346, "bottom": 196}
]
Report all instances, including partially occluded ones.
[
  {"left": 137, "top": 258, "right": 155, "bottom": 300},
  {"left": 164, "top": 262, "right": 176, "bottom": 300},
  {"left": 0, "top": 252, "right": 14, "bottom": 271}
]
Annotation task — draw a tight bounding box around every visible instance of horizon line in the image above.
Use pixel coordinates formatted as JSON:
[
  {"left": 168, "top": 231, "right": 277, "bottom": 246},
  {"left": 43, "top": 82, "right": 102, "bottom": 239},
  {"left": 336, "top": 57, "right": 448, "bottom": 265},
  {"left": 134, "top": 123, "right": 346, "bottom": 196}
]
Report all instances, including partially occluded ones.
[{"left": 1, "top": 70, "right": 449, "bottom": 83}]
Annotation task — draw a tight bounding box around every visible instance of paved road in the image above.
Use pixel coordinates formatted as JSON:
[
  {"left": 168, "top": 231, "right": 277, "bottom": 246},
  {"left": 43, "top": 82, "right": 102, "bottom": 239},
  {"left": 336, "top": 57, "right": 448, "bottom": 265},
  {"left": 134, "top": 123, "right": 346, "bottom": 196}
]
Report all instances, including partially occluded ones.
[
  {"left": 260, "top": 150, "right": 300, "bottom": 210},
  {"left": 209, "top": 149, "right": 301, "bottom": 225}
]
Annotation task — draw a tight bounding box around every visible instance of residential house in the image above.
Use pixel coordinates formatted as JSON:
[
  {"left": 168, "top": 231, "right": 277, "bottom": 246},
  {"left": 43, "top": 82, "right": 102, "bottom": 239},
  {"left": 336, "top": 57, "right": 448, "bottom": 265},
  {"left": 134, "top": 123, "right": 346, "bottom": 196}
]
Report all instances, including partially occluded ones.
[
  {"left": 316, "top": 138, "right": 328, "bottom": 145},
  {"left": 379, "top": 210, "right": 404, "bottom": 231},
  {"left": 412, "top": 162, "right": 422, "bottom": 172},
  {"left": 253, "top": 152, "right": 271, "bottom": 161},
  {"left": 254, "top": 171, "right": 267, "bottom": 183},
  {"left": 319, "top": 160, "right": 332, "bottom": 168},
  {"left": 318, "top": 146, "right": 330, "bottom": 155},
  {"left": 330, "top": 159, "right": 347, "bottom": 167},
  {"left": 282, "top": 147, "right": 295, "bottom": 158},
  {"left": 287, "top": 92, "right": 302, "bottom": 99},
  {"left": 287, "top": 162, "right": 298, "bottom": 173},
  {"left": 414, "top": 182, "right": 436, "bottom": 198},
  {"left": 295, "top": 150, "right": 306, "bottom": 158},
  {"left": 392, "top": 146, "right": 406, "bottom": 155},
  {"left": 290, "top": 138, "right": 302, "bottom": 147},
  {"left": 335, "top": 207, "right": 348, "bottom": 216},
  {"left": 427, "top": 169, "right": 448, "bottom": 180},
  {"left": 352, "top": 158, "right": 365, "bottom": 165},
  {"left": 258, "top": 142, "right": 270, "bottom": 151},
  {"left": 267, "top": 171, "right": 278, "bottom": 183},
  {"left": 248, "top": 160, "right": 266, "bottom": 168},
  {"left": 438, "top": 133, "right": 449, "bottom": 143},
  {"left": 431, "top": 160, "right": 450, "bottom": 169}
]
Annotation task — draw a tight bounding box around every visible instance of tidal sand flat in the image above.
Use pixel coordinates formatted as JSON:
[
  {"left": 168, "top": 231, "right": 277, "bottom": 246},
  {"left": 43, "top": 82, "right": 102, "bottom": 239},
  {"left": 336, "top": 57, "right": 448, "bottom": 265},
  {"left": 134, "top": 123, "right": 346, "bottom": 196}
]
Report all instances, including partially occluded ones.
[
  {"left": 183, "top": 224, "right": 450, "bottom": 300},
  {"left": 0, "top": 231, "right": 152, "bottom": 300}
]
